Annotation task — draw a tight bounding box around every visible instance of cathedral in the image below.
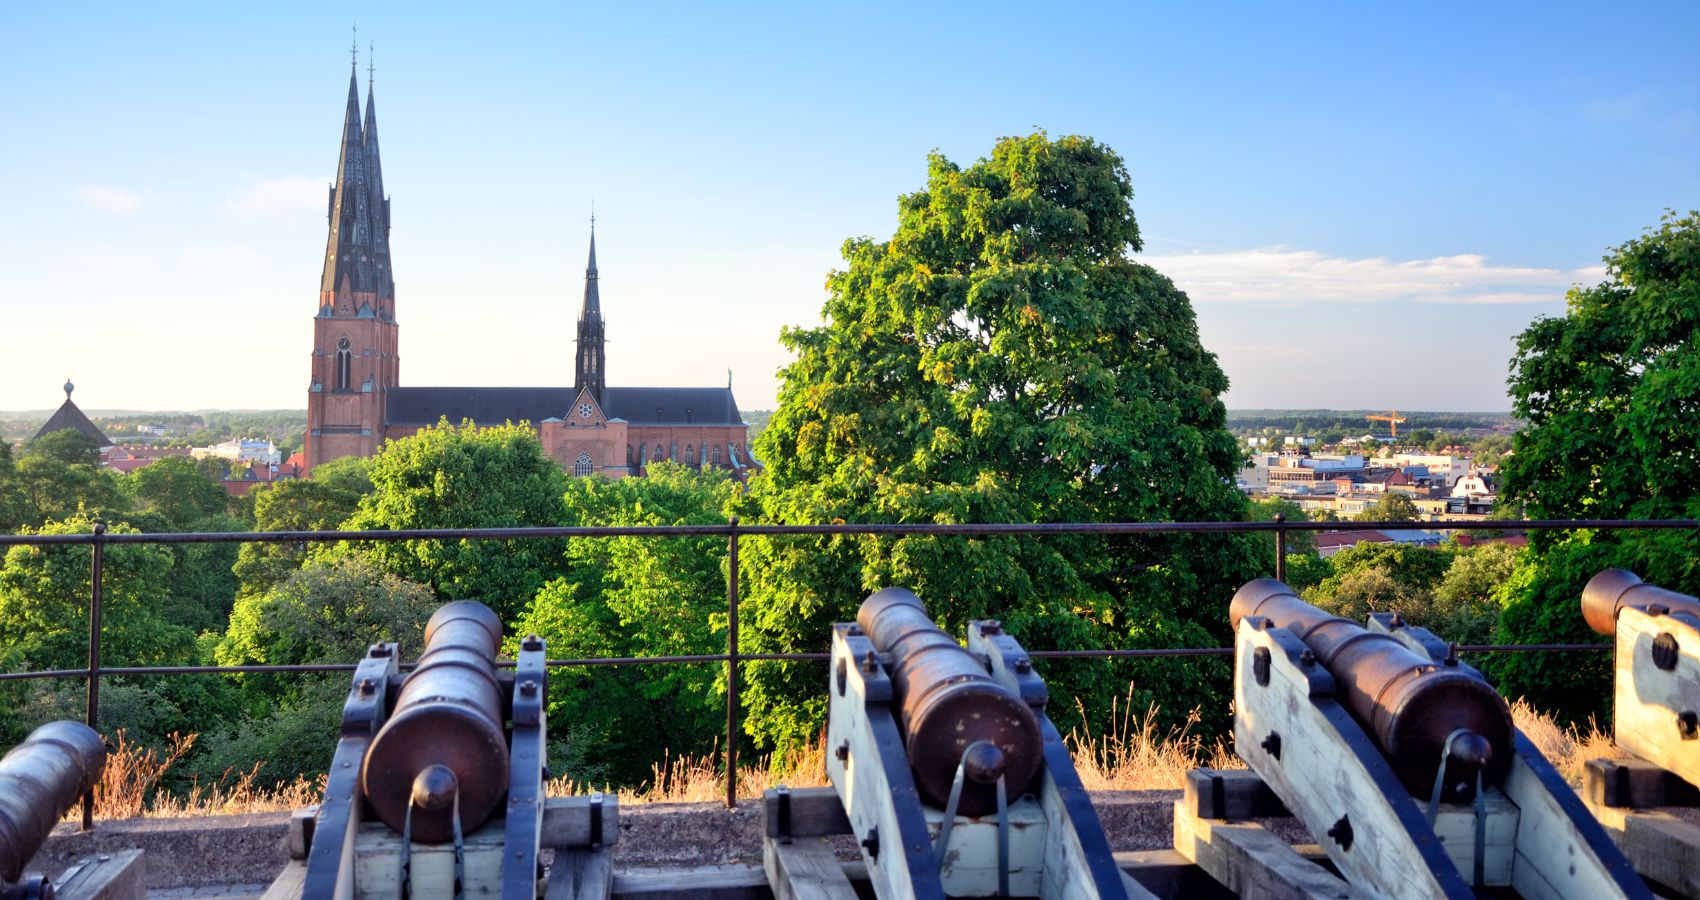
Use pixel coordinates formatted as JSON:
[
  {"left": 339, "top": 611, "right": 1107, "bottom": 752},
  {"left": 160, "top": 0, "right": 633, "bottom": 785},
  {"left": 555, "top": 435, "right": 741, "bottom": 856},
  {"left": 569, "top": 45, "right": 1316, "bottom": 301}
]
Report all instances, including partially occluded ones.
[{"left": 305, "top": 62, "right": 754, "bottom": 478}]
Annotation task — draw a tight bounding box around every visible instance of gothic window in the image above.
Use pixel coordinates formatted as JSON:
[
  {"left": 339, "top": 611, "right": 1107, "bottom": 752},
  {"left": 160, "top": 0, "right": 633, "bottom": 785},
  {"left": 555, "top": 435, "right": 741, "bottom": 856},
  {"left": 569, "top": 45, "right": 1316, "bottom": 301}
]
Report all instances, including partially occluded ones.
[
  {"left": 686, "top": 445, "right": 695, "bottom": 465},
  {"left": 335, "top": 337, "right": 352, "bottom": 391},
  {"left": 573, "top": 452, "right": 594, "bottom": 477},
  {"left": 627, "top": 445, "right": 635, "bottom": 466},
  {"left": 670, "top": 442, "right": 677, "bottom": 461},
  {"left": 654, "top": 444, "right": 665, "bottom": 462},
  {"left": 712, "top": 446, "right": 721, "bottom": 466}
]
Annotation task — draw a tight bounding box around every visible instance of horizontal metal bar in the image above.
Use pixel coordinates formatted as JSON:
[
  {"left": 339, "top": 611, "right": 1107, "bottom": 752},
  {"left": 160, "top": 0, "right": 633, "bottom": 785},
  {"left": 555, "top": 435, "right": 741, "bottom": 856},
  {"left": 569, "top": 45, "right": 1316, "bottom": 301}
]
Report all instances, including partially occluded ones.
[{"left": 0, "top": 518, "right": 1693, "bottom": 547}]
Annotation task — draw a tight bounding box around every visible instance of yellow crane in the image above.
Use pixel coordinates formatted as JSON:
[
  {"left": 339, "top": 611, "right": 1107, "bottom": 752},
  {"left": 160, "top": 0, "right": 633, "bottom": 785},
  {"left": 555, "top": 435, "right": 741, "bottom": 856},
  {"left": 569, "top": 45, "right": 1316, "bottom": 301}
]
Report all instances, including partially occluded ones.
[{"left": 1366, "top": 409, "right": 1407, "bottom": 439}]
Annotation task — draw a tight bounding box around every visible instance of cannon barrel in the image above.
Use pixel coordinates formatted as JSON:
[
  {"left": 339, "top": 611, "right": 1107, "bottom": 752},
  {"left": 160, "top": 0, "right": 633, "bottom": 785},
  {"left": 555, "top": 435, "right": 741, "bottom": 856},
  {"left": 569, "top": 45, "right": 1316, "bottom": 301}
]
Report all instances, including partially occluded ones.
[
  {"left": 362, "top": 601, "right": 509, "bottom": 843},
  {"left": 0, "top": 721, "right": 106, "bottom": 883},
  {"left": 856, "top": 588, "right": 1042, "bottom": 816},
  {"left": 1581, "top": 568, "right": 1700, "bottom": 636},
  {"left": 1230, "top": 579, "right": 1513, "bottom": 801}
]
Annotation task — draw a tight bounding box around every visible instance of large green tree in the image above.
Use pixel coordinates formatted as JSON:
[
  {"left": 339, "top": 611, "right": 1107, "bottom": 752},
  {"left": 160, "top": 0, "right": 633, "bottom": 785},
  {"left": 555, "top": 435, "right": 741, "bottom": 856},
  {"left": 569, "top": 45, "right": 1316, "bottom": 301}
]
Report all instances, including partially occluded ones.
[
  {"left": 336, "top": 422, "right": 570, "bottom": 620},
  {"left": 733, "top": 133, "right": 1258, "bottom": 751},
  {"left": 233, "top": 456, "right": 372, "bottom": 596},
  {"left": 1491, "top": 211, "right": 1700, "bottom": 720}
]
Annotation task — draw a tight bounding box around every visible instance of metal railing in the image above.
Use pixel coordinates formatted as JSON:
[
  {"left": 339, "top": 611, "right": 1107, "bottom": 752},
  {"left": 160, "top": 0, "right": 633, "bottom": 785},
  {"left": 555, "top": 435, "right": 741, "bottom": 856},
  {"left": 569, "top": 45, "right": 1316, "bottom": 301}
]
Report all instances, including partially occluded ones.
[{"left": 1, "top": 514, "right": 1693, "bottom": 826}]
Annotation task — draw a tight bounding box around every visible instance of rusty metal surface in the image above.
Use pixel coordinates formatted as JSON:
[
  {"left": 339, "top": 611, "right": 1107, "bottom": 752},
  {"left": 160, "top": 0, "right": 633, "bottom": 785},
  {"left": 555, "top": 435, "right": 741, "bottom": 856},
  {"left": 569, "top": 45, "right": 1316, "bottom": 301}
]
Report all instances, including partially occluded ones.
[
  {"left": 361, "top": 601, "right": 510, "bottom": 843},
  {"left": 0, "top": 720, "right": 106, "bottom": 882},
  {"left": 1230, "top": 578, "right": 1513, "bottom": 801},
  {"left": 1581, "top": 568, "right": 1700, "bottom": 635},
  {"left": 856, "top": 587, "right": 1042, "bottom": 816}
]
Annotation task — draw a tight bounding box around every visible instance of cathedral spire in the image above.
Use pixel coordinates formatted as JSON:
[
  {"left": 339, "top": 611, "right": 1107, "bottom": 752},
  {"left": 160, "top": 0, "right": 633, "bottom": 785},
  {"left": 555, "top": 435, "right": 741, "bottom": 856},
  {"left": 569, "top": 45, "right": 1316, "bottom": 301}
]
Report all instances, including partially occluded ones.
[
  {"left": 320, "top": 56, "right": 393, "bottom": 306},
  {"left": 575, "top": 222, "right": 606, "bottom": 401}
]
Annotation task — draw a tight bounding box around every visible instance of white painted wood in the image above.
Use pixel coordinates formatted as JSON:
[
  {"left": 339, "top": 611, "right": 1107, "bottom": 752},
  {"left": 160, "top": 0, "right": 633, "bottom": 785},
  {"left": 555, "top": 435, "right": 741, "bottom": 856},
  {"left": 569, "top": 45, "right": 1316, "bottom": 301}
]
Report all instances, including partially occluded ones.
[
  {"left": 924, "top": 795, "right": 1046, "bottom": 896},
  {"left": 1424, "top": 790, "right": 1519, "bottom": 886},
  {"left": 1501, "top": 746, "right": 1640, "bottom": 899},
  {"left": 1588, "top": 802, "right": 1700, "bottom": 898},
  {"left": 1614, "top": 607, "right": 1700, "bottom": 790},
  {"left": 262, "top": 860, "right": 308, "bottom": 900},
  {"left": 547, "top": 849, "right": 614, "bottom": 900},
  {"left": 351, "top": 817, "right": 507, "bottom": 898},
  {"left": 1172, "top": 799, "right": 1366, "bottom": 900},
  {"left": 1232, "top": 619, "right": 1472, "bottom": 899}
]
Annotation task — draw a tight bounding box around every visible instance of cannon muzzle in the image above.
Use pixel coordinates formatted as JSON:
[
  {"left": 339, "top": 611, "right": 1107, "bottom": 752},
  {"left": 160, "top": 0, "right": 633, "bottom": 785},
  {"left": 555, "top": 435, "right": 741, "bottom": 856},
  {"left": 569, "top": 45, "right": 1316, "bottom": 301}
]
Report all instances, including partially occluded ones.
[
  {"left": 1581, "top": 568, "right": 1700, "bottom": 636},
  {"left": 361, "top": 601, "right": 509, "bottom": 843},
  {"left": 0, "top": 721, "right": 106, "bottom": 884},
  {"left": 1231, "top": 579, "right": 1513, "bottom": 802},
  {"left": 856, "top": 588, "right": 1042, "bottom": 816}
]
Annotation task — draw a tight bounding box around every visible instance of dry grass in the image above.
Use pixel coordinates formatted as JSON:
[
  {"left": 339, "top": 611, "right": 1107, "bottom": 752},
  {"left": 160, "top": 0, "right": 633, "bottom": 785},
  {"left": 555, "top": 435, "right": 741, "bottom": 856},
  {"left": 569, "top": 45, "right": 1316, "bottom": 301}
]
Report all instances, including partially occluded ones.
[
  {"left": 85, "top": 698, "right": 1618, "bottom": 818},
  {"left": 1509, "top": 697, "right": 1622, "bottom": 786}
]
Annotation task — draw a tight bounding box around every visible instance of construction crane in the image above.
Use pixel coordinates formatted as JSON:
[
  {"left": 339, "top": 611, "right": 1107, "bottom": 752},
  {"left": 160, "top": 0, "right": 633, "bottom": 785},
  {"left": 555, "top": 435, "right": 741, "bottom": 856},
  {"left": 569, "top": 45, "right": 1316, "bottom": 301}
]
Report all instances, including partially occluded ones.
[{"left": 1366, "top": 409, "right": 1407, "bottom": 439}]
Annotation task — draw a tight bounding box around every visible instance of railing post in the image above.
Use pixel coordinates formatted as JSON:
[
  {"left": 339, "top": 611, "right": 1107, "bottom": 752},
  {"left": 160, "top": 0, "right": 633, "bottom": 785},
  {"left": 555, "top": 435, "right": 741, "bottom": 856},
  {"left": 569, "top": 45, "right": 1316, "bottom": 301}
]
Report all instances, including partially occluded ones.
[
  {"left": 725, "top": 516, "right": 740, "bottom": 809},
  {"left": 1273, "top": 513, "right": 1287, "bottom": 583},
  {"left": 84, "top": 522, "right": 106, "bottom": 831}
]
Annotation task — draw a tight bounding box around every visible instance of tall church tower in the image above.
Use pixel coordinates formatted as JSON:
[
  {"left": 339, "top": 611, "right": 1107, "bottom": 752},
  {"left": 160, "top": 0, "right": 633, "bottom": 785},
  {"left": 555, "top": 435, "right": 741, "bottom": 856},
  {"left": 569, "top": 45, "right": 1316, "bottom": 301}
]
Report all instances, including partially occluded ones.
[
  {"left": 306, "top": 58, "right": 399, "bottom": 469},
  {"left": 574, "top": 227, "right": 606, "bottom": 402}
]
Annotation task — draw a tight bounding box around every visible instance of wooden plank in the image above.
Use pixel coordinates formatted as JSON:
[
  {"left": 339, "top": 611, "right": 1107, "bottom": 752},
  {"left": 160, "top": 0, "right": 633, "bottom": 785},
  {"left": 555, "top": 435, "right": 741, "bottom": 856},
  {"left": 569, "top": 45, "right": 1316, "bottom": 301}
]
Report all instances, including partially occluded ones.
[
  {"left": 1589, "top": 804, "right": 1700, "bottom": 898},
  {"left": 1232, "top": 619, "right": 1471, "bottom": 899},
  {"left": 1425, "top": 789, "right": 1519, "bottom": 886},
  {"left": 763, "top": 836, "right": 857, "bottom": 900},
  {"left": 51, "top": 850, "right": 146, "bottom": 900},
  {"left": 1614, "top": 607, "right": 1700, "bottom": 791},
  {"left": 547, "top": 849, "right": 614, "bottom": 900},
  {"left": 1181, "top": 768, "right": 1290, "bottom": 820},
  {"left": 262, "top": 860, "right": 308, "bottom": 900},
  {"left": 762, "top": 786, "right": 851, "bottom": 839},
  {"left": 1171, "top": 800, "right": 1365, "bottom": 899},
  {"left": 1585, "top": 757, "right": 1700, "bottom": 809},
  {"left": 543, "top": 794, "right": 621, "bottom": 848}
]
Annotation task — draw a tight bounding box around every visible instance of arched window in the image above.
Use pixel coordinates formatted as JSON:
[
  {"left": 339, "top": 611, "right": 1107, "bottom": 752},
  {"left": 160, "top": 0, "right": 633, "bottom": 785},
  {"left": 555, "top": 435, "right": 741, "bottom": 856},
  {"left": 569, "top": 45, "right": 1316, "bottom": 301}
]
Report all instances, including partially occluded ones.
[
  {"left": 654, "top": 444, "right": 665, "bottom": 462},
  {"left": 712, "top": 446, "right": 721, "bottom": 466},
  {"left": 669, "top": 441, "right": 678, "bottom": 462},
  {"left": 685, "top": 445, "right": 695, "bottom": 465},
  {"left": 627, "top": 445, "right": 635, "bottom": 467},
  {"left": 573, "top": 452, "right": 594, "bottom": 477},
  {"left": 335, "top": 337, "right": 352, "bottom": 391}
]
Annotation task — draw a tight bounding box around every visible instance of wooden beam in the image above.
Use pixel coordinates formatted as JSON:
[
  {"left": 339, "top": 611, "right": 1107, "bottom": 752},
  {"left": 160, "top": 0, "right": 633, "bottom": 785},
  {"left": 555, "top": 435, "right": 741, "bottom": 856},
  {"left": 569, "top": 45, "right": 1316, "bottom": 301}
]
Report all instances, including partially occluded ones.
[
  {"left": 763, "top": 836, "right": 857, "bottom": 900},
  {"left": 1180, "top": 768, "right": 1290, "bottom": 820},
  {"left": 1588, "top": 805, "right": 1700, "bottom": 898},
  {"left": 546, "top": 849, "right": 613, "bottom": 900},
  {"left": 1584, "top": 757, "right": 1700, "bottom": 809},
  {"left": 762, "top": 786, "right": 851, "bottom": 839},
  {"left": 260, "top": 861, "right": 307, "bottom": 900},
  {"left": 52, "top": 850, "right": 145, "bottom": 900},
  {"left": 1173, "top": 800, "right": 1367, "bottom": 900}
]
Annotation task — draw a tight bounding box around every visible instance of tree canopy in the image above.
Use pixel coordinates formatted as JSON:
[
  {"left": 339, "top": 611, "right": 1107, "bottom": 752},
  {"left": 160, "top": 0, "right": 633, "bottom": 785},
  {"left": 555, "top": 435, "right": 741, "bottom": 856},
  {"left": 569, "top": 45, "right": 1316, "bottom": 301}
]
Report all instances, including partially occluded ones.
[
  {"left": 338, "top": 421, "right": 570, "bottom": 620},
  {"left": 734, "top": 132, "right": 1258, "bottom": 750},
  {"left": 1490, "top": 211, "right": 1700, "bottom": 721}
]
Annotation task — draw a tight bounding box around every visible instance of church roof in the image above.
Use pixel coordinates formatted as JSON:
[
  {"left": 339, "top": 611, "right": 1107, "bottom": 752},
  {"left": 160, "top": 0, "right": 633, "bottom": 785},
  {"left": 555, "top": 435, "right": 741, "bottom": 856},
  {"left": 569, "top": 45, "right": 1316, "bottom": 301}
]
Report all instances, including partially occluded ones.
[
  {"left": 33, "top": 391, "right": 110, "bottom": 446},
  {"left": 385, "top": 386, "right": 744, "bottom": 427}
]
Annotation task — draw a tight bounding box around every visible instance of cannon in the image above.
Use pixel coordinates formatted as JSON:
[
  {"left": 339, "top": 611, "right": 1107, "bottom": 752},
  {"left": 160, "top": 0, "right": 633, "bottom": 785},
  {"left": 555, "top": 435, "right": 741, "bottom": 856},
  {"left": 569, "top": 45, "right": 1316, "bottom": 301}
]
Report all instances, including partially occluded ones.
[
  {"left": 271, "top": 600, "right": 617, "bottom": 900},
  {"left": 362, "top": 601, "right": 509, "bottom": 843},
  {"left": 1190, "top": 577, "right": 1651, "bottom": 899},
  {"left": 1230, "top": 578, "right": 1513, "bottom": 801},
  {"left": 0, "top": 721, "right": 106, "bottom": 897},
  {"left": 1576, "top": 569, "right": 1700, "bottom": 896},
  {"left": 774, "top": 587, "right": 1129, "bottom": 899},
  {"left": 855, "top": 587, "right": 1043, "bottom": 816}
]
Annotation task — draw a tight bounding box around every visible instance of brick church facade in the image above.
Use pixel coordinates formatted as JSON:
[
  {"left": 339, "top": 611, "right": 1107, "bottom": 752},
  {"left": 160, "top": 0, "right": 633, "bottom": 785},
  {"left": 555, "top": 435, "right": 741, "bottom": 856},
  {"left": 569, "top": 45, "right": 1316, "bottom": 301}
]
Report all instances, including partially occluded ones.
[{"left": 305, "top": 64, "right": 753, "bottom": 478}]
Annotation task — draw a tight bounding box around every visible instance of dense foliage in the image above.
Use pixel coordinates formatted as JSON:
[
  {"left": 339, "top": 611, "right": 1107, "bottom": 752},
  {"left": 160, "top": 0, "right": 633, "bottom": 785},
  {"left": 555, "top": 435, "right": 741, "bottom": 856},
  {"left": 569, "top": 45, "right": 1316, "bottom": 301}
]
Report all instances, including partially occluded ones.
[{"left": 1487, "top": 211, "right": 1700, "bottom": 721}]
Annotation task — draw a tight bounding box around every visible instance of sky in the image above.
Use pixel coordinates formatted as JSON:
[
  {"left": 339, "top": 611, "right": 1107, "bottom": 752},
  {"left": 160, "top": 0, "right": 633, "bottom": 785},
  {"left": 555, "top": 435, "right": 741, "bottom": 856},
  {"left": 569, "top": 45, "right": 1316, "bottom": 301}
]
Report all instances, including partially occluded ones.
[{"left": 2, "top": 2, "right": 1696, "bottom": 414}]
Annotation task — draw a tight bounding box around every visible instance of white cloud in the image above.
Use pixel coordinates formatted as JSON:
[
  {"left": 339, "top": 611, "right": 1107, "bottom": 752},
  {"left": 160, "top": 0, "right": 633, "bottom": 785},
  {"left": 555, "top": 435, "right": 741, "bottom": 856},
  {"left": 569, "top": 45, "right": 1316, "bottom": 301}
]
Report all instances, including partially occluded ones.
[
  {"left": 1138, "top": 247, "right": 1604, "bottom": 306},
  {"left": 224, "top": 176, "right": 326, "bottom": 219},
  {"left": 76, "top": 185, "right": 151, "bottom": 215}
]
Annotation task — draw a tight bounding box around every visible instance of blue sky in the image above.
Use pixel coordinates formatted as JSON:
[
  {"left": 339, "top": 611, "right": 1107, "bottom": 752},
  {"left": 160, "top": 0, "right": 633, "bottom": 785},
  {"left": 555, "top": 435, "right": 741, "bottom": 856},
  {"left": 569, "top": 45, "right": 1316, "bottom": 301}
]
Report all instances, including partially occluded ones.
[{"left": 3, "top": 2, "right": 1696, "bottom": 413}]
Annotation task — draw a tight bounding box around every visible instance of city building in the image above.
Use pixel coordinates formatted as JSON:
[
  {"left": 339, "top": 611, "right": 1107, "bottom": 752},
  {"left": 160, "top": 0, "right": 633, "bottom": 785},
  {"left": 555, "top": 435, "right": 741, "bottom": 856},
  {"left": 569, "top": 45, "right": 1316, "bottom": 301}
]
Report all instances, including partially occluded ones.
[{"left": 304, "top": 63, "right": 752, "bottom": 478}]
